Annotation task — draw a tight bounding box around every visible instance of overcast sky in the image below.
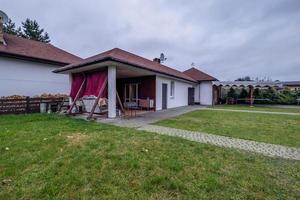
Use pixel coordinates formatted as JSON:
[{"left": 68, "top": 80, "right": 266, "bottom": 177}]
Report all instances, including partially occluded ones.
[{"left": 2, "top": 0, "right": 300, "bottom": 81}]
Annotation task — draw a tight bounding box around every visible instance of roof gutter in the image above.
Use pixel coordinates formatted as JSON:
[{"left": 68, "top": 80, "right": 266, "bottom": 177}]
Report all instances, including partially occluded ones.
[{"left": 0, "top": 51, "right": 70, "bottom": 66}]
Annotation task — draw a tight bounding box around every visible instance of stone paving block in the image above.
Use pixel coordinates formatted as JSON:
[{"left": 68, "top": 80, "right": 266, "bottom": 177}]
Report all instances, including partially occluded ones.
[
  {"left": 96, "top": 105, "right": 300, "bottom": 160},
  {"left": 138, "top": 125, "right": 300, "bottom": 160}
]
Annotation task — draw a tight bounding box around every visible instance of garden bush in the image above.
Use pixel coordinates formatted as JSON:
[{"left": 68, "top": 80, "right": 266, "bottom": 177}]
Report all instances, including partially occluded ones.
[{"left": 222, "top": 87, "right": 299, "bottom": 105}]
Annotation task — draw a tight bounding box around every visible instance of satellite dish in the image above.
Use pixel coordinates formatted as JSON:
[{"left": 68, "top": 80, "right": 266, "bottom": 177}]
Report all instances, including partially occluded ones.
[{"left": 0, "top": 10, "right": 8, "bottom": 23}]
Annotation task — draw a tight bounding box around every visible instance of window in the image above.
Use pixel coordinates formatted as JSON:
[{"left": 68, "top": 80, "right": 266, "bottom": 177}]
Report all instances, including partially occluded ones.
[
  {"left": 170, "top": 81, "right": 175, "bottom": 98},
  {"left": 124, "top": 83, "right": 139, "bottom": 102}
]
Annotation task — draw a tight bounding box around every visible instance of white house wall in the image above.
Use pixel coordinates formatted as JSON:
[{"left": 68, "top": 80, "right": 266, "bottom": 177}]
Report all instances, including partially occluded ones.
[
  {"left": 156, "top": 76, "right": 194, "bottom": 110},
  {"left": 199, "top": 81, "right": 213, "bottom": 105},
  {"left": 194, "top": 84, "right": 200, "bottom": 103},
  {"left": 0, "top": 57, "right": 69, "bottom": 97}
]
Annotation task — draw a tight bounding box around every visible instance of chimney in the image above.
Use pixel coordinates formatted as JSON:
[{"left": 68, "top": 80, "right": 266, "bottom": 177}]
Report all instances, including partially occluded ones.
[
  {"left": 153, "top": 58, "right": 161, "bottom": 63},
  {"left": 0, "top": 16, "right": 4, "bottom": 45}
]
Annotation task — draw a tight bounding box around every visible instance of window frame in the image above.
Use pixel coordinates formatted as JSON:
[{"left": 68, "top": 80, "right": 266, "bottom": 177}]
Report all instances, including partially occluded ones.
[
  {"left": 170, "top": 81, "right": 175, "bottom": 98},
  {"left": 124, "top": 83, "right": 139, "bottom": 103}
]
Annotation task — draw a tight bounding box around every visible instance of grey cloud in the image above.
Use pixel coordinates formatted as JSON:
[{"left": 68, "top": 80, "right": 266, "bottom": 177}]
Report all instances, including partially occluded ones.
[{"left": 1, "top": 0, "right": 299, "bottom": 81}]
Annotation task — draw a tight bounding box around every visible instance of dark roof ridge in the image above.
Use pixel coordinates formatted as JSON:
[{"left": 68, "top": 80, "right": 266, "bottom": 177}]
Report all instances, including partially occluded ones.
[{"left": 3, "top": 33, "right": 52, "bottom": 45}]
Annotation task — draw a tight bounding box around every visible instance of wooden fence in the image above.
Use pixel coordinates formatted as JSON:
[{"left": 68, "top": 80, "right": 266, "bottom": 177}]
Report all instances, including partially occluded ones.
[{"left": 0, "top": 97, "right": 66, "bottom": 115}]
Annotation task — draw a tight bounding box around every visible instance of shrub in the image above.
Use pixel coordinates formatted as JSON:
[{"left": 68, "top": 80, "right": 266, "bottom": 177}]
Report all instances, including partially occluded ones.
[
  {"left": 227, "top": 88, "right": 238, "bottom": 99},
  {"left": 253, "top": 88, "right": 262, "bottom": 99},
  {"left": 239, "top": 88, "right": 248, "bottom": 98},
  {"left": 222, "top": 87, "right": 299, "bottom": 105},
  {"left": 276, "top": 90, "right": 296, "bottom": 104}
]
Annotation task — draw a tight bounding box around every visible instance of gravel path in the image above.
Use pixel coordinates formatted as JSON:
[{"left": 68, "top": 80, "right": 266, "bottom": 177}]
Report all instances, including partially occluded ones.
[{"left": 138, "top": 125, "right": 300, "bottom": 160}]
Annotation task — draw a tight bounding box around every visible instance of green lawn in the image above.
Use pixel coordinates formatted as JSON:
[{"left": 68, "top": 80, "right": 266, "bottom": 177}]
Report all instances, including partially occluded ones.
[
  {"left": 211, "top": 104, "right": 300, "bottom": 113},
  {"left": 0, "top": 114, "right": 299, "bottom": 199},
  {"left": 156, "top": 110, "right": 300, "bottom": 147}
]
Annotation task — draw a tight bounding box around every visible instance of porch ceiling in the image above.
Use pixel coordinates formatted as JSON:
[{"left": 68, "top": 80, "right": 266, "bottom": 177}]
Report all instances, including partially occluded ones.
[
  {"left": 54, "top": 60, "right": 155, "bottom": 78},
  {"left": 116, "top": 64, "right": 155, "bottom": 78},
  {"left": 55, "top": 60, "right": 196, "bottom": 84}
]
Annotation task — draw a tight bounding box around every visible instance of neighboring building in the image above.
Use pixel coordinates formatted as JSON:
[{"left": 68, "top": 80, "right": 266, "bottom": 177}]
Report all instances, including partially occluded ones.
[
  {"left": 54, "top": 48, "right": 217, "bottom": 118},
  {"left": 183, "top": 67, "right": 218, "bottom": 105},
  {"left": 0, "top": 19, "right": 82, "bottom": 96},
  {"left": 282, "top": 81, "right": 300, "bottom": 91}
]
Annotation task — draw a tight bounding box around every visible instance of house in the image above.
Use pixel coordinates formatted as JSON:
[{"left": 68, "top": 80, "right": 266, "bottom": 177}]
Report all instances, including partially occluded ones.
[
  {"left": 54, "top": 48, "right": 217, "bottom": 118},
  {"left": 282, "top": 81, "right": 300, "bottom": 91},
  {"left": 0, "top": 17, "right": 82, "bottom": 97},
  {"left": 183, "top": 67, "right": 218, "bottom": 105}
]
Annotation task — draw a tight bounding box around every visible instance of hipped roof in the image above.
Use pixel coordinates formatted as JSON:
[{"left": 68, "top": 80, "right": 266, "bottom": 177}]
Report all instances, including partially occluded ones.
[
  {"left": 183, "top": 67, "right": 217, "bottom": 81},
  {"left": 54, "top": 48, "right": 197, "bottom": 82}
]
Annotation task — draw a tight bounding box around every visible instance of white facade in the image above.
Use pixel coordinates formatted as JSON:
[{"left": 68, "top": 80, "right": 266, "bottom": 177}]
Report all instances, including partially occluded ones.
[
  {"left": 155, "top": 76, "right": 194, "bottom": 110},
  {"left": 0, "top": 57, "right": 69, "bottom": 97},
  {"left": 194, "top": 84, "right": 200, "bottom": 103},
  {"left": 199, "top": 81, "right": 213, "bottom": 105}
]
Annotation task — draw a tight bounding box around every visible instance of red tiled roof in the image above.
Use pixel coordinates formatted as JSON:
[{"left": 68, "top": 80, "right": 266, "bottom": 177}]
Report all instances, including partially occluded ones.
[
  {"left": 183, "top": 67, "right": 217, "bottom": 81},
  {"left": 0, "top": 33, "right": 82, "bottom": 65},
  {"left": 54, "top": 48, "right": 196, "bottom": 82}
]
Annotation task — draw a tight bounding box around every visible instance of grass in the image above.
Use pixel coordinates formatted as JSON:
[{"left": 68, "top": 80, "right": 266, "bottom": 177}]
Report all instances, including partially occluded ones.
[
  {"left": 0, "top": 114, "right": 299, "bottom": 199},
  {"left": 155, "top": 110, "right": 300, "bottom": 147},
  {"left": 211, "top": 104, "right": 300, "bottom": 113}
]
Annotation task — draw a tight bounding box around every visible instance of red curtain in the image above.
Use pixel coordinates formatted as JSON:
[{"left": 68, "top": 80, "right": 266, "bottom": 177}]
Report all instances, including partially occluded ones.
[
  {"left": 82, "top": 71, "right": 107, "bottom": 98},
  {"left": 70, "top": 73, "right": 85, "bottom": 99},
  {"left": 70, "top": 70, "right": 107, "bottom": 99}
]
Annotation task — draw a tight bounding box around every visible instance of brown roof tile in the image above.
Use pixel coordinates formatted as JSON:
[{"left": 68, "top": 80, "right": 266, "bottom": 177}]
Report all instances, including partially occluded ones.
[
  {"left": 54, "top": 48, "right": 196, "bottom": 82},
  {"left": 183, "top": 67, "right": 217, "bottom": 81},
  {"left": 0, "top": 33, "right": 82, "bottom": 65}
]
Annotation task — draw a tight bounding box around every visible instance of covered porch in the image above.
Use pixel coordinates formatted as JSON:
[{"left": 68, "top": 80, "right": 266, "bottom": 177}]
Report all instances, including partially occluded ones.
[{"left": 61, "top": 61, "right": 157, "bottom": 119}]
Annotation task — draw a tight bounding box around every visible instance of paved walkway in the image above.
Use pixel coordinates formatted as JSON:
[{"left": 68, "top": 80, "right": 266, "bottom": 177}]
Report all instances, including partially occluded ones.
[
  {"left": 138, "top": 125, "right": 300, "bottom": 160},
  {"left": 97, "top": 106, "right": 300, "bottom": 160},
  {"left": 205, "top": 108, "right": 300, "bottom": 116},
  {"left": 259, "top": 105, "right": 300, "bottom": 109}
]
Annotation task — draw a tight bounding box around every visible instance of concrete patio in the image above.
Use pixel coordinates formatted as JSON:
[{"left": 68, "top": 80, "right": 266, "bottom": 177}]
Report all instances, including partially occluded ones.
[{"left": 99, "top": 105, "right": 205, "bottom": 128}]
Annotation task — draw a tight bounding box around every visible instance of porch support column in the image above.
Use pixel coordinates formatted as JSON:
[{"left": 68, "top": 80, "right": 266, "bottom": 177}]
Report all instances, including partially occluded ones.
[
  {"left": 108, "top": 65, "right": 117, "bottom": 118},
  {"left": 68, "top": 74, "right": 73, "bottom": 104}
]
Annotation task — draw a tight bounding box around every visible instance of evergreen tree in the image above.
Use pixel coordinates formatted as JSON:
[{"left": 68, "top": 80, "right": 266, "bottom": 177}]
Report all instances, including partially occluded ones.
[
  {"left": 21, "top": 18, "right": 50, "bottom": 43},
  {"left": 3, "top": 18, "right": 21, "bottom": 35}
]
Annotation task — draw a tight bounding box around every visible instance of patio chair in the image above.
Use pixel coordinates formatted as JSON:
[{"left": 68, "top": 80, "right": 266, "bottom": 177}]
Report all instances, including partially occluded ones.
[
  {"left": 139, "top": 98, "right": 154, "bottom": 110},
  {"left": 123, "top": 101, "right": 139, "bottom": 117}
]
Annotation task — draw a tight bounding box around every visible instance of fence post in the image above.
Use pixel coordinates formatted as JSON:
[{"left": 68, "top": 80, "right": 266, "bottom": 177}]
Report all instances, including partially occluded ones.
[{"left": 26, "top": 96, "right": 30, "bottom": 113}]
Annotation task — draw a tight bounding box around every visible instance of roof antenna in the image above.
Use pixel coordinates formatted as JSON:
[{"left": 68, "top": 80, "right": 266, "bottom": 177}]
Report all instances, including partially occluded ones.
[{"left": 159, "top": 53, "right": 167, "bottom": 63}]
